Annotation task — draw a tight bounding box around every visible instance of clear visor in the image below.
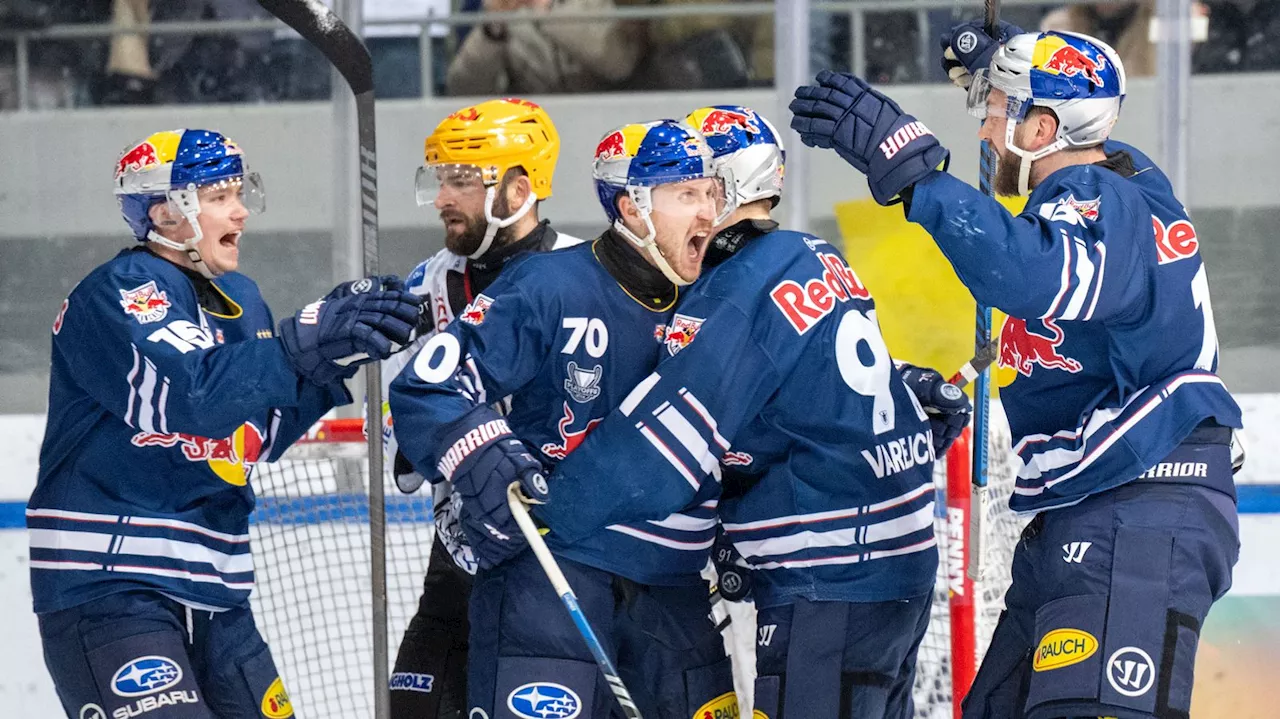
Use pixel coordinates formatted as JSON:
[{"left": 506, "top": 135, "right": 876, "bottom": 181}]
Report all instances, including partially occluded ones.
[
  {"left": 415, "top": 163, "right": 487, "bottom": 206},
  {"left": 186, "top": 173, "right": 265, "bottom": 214},
  {"left": 647, "top": 175, "right": 733, "bottom": 224},
  {"left": 967, "top": 70, "right": 1033, "bottom": 122}
]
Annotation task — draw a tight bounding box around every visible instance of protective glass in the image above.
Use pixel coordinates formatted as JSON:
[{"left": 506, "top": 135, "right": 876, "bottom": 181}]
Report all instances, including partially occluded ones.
[
  {"left": 648, "top": 176, "right": 732, "bottom": 224},
  {"left": 415, "top": 163, "right": 487, "bottom": 206},
  {"left": 966, "top": 70, "right": 1032, "bottom": 122},
  {"left": 191, "top": 173, "right": 266, "bottom": 214}
]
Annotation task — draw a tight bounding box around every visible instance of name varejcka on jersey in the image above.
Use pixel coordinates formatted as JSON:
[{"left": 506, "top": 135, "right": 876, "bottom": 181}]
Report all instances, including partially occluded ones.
[{"left": 862, "top": 431, "right": 937, "bottom": 479}]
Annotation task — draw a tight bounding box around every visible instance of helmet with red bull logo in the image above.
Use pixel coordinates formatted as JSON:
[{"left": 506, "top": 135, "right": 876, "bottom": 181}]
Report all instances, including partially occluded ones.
[
  {"left": 592, "top": 120, "right": 736, "bottom": 286},
  {"left": 967, "top": 31, "right": 1125, "bottom": 194},
  {"left": 685, "top": 105, "right": 785, "bottom": 208},
  {"left": 114, "top": 129, "right": 265, "bottom": 278}
]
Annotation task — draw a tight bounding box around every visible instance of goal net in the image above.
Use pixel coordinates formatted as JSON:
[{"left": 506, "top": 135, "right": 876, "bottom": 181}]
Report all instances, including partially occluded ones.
[{"left": 250, "top": 409, "right": 1026, "bottom": 718}]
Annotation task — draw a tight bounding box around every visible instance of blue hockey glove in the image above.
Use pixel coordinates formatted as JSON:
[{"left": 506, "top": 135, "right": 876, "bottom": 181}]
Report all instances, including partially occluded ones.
[
  {"left": 712, "top": 525, "right": 752, "bottom": 602},
  {"left": 790, "top": 71, "right": 950, "bottom": 205},
  {"left": 940, "top": 20, "right": 1024, "bottom": 89},
  {"left": 322, "top": 274, "right": 406, "bottom": 301},
  {"left": 899, "top": 363, "right": 972, "bottom": 455},
  {"left": 278, "top": 289, "right": 422, "bottom": 386},
  {"left": 437, "top": 408, "right": 549, "bottom": 571}
]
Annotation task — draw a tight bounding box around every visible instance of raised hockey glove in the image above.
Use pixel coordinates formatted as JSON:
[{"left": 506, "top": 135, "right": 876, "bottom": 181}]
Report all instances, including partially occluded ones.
[
  {"left": 790, "top": 71, "right": 950, "bottom": 205},
  {"left": 322, "top": 274, "right": 406, "bottom": 302},
  {"left": 712, "top": 525, "right": 752, "bottom": 602},
  {"left": 940, "top": 20, "right": 1024, "bottom": 89},
  {"left": 278, "top": 290, "right": 422, "bottom": 386},
  {"left": 437, "top": 408, "right": 549, "bottom": 571},
  {"left": 899, "top": 363, "right": 972, "bottom": 455}
]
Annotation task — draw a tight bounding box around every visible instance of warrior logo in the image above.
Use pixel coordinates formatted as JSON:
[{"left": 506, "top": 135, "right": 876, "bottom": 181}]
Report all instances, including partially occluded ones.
[
  {"left": 119, "top": 281, "right": 172, "bottom": 324},
  {"left": 564, "top": 362, "right": 603, "bottom": 403},
  {"left": 540, "top": 403, "right": 602, "bottom": 460}
]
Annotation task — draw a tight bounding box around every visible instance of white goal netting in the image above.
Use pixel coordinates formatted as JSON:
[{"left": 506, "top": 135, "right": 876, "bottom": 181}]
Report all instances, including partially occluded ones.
[{"left": 250, "top": 408, "right": 1026, "bottom": 718}]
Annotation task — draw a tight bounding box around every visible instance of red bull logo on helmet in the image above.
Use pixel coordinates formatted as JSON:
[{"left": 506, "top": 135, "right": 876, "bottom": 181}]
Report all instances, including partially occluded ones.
[
  {"left": 459, "top": 294, "right": 493, "bottom": 326},
  {"left": 540, "top": 403, "right": 602, "bottom": 460},
  {"left": 130, "top": 422, "right": 265, "bottom": 486},
  {"left": 998, "top": 316, "right": 1083, "bottom": 378},
  {"left": 697, "top": 108, "right": 761, "bottom": 137},
  {"left": 594, "top": 131, "right": 628, "bottom": 162},
  {"left": 116, "top": 141, "right": 160, "bottom": 180},
  {"left": 1035, "top": 36, "right": 1107, "bottom": 87}
]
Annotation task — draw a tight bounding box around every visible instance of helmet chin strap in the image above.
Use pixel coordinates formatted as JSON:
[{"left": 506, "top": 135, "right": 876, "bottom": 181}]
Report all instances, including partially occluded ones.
[
  {"left": 612, "top": 215, "right": 692, "bottom": 287},
  {"left": 146, "top": 188, "right": 218, "bottom": 279},
  {"left": 470, "top": 186, "right": 537, "bottom": 260},
  {"left": 1003, "top": 120, "right": 1069, "bottom": 196}
]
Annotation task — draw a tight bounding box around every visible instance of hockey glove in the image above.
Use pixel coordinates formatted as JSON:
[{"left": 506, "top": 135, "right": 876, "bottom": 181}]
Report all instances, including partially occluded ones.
[
  {"left": 322, "top": 274, "right": 406, "bottom": 302},
  {"left": 940, "top": 20, "right": 1024, "bottom": 89},
  {"left": 278, "top": 289, "right": 422, "bottom": 386},
  {"left": 437, "top": 407, "right": 548, "bottom": 571},
  {"left": 712, "top": 525, "right": 752, "bottom": 602},
  {"left": 790, "top": 71, "right": 950, "bottom": 205},
  {"left": 899, "top": 363, "right": 972, "bottom": 455}
]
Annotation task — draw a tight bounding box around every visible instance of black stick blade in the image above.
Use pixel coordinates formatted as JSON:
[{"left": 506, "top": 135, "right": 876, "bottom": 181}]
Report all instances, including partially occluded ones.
[{"left": 258, "top": 0, "right": 372, "bottom": 94}]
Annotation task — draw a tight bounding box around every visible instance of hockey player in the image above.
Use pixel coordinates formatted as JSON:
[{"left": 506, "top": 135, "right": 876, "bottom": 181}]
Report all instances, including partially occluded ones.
[
  {"left": 791, "top": 28, "right": 1244, "bottom": 719},
  {"left": 535, "top": 104, "right": 971, "bottom": 719},
  {"left": 381, "top": 98, "right": 582, "bottom": 719},
  {"left": 389, "top": 119, "right": 739, "bottom": 719},
  {"left": 28, "top": 128, "right": 421, "bottom": 719}
]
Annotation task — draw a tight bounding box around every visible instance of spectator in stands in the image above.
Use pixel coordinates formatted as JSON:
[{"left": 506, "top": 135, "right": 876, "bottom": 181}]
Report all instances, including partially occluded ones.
[
  {"left": 628, "top": 0, "right": 765, "bottom": 90},
  {"left": 1041, "top": 1, "right": 1216, "bottom": 77},
  {"left": 98, "top": 0, "right": 157, "bottom": 105},
  {"left": 445, "top": 0, "right": 644, "bottom": 96}
]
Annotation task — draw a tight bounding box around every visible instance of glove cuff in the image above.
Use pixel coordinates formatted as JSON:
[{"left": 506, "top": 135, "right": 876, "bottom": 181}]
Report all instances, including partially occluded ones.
[{"left": 436, "top": 417, "right": 514, "bottom": 482}]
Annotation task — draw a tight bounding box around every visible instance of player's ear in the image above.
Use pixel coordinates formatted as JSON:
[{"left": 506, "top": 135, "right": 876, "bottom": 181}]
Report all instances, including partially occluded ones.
[
  {"left": 148, "top": 200, "right": 180, "bottom": 228},
  {"left": 617, "top": 192, "right": 639, "bottom": 221}
]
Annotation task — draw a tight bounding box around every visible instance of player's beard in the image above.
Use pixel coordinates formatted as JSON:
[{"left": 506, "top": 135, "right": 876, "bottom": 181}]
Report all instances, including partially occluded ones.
[
  {"left": 442, "top": 188, "right": 514, "bottom": 257},
  {"left": 993, "top": 146, "right": 1024, "bottom": 198}
]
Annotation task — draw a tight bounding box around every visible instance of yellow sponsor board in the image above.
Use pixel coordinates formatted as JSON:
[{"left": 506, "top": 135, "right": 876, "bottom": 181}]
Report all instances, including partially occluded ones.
[
  {"left": 260, "top": 676, "right": 293, "bottom": 718},
  {"left": 692, "top": 691, "right": 740, "bottom": 719},
  {"left": 1033, "top": 628, "right": 1099, "bottom": 671}
]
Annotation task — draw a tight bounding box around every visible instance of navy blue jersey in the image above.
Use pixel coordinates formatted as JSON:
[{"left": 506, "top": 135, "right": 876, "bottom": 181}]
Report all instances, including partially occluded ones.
[
  {"left": 540, "top": 231, "right": 939, "bottom": 608},
  {"left": 28, "top": 248, "right": 347, "bottom": 614},
  {"left": 908, "top": 141, "right": 1242, "bottom": 512},
  {"left": 389, "top": 241, "right": 718, "bottom": 586}
]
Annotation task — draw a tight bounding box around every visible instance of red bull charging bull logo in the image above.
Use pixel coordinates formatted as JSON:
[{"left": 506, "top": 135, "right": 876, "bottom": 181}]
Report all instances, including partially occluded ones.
[
  {"left": 594, "top": 131, "right": 628, "bottom": 162},
  {"left": 998, "top": 316, "right": 1083, "bottom": 378},
  {"left": 540, "top": 403, "right": 602, "bottom": 460},
  {"left": 697, "top": 108, "right": 761, "bottom": 137},
  {"left": 1038, "top": 40, "right": 1107, "bottom": 86},
  {"left": 664, "top": 314, "right": 704, "bottom": 356},
  {"left": 116, "top": 141, "right": 160, "bottom": 179},
  {"left": 459, "top": 294, "right": 493, "bottom": 326},
  {"left": 131, "top": 422, "right": 265, "bottom": 486},
  {"left": 119, "top": 281, "right": 172, "bottom": 324}
]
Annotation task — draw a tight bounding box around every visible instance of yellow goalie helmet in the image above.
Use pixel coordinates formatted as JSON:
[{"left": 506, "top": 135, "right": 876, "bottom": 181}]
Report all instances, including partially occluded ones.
[{"left": 415, "top": 98, "right": 560, "bottom": 257}]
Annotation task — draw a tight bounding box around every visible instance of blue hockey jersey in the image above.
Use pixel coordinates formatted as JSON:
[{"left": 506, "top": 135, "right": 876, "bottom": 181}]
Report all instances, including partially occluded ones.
[
  {"left": 907, "top": 141, "right": 1242, "bottom": 513},
  {"left": 539, "top": 230, "right": 939, "bottom": 608},
  {"left": 389, "top": 240, "right": 719, "bottom": 586},
  {"left": 28, "top": 248, "right": 347, "bottom": 614}
]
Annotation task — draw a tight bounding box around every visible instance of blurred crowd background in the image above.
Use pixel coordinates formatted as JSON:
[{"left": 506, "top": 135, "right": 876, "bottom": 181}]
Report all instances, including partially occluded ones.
[{"left": 4, "top": 0, "right": 1280, "bottom": 110}]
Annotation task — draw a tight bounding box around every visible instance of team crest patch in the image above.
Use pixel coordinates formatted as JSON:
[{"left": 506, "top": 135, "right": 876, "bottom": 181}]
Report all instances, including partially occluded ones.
[
  {"left": 564, "top": 361, "right": 603, "bottom": 403},
  {"left": 664, "top": 314, "right": 704, "bottom": 355},
  {"left": 507, "top": 682, "right": 581, "bottom": 719},
  {"left": 723, "top": 451, "right": 753, "bottom": 467},
  {"left": 261, "top": 676, "right": 293, "bottom": 718},
  {"left": 119, "top": 281, "right": 171, "bottom": 324},
  {"left": 459, "top": 294, "right": 494, "bottom": 326}
]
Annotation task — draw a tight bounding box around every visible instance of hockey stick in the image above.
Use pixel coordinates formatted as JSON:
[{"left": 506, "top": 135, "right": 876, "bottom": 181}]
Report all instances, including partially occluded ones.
[
  {"left": 949, "top": 339, "right": 1000, "bottom": 390},
  {"left": 254, "top": 2, "right": 389, "bottom": 715},
  {"left": 968, "top": 0, "right": 1003, "bottom": 583},
  {"left": 508, "top": 483, "right": 644, "bottom": 719}
]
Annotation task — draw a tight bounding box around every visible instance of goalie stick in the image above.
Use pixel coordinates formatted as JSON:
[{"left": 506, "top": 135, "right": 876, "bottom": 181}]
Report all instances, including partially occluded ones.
[
  {"left": 969, "top": 0, "right": 1003, "bottom": 583},
  {"left": 254, "top": 1, "right": 390, "bottom": 715},
  {"left": 508, "top": 483, "right": 645, "bottom": 719}
]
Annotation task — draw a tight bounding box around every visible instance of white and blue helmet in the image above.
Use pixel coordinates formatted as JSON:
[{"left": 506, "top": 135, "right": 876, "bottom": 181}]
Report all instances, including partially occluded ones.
[{"left": 686, "top": 105, "right": 785, "bottom": 208}]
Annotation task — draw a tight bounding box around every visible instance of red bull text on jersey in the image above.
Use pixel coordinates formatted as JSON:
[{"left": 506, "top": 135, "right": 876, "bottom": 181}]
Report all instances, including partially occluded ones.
[
  {"left": 28, "top": 248, "right": 348, "bottom": 613},
  {"left": 541, "top": 230, "right": 939, "bottom": 608},
  {"left": 906, "top": 140, "right": 1241, "bottom": 512}
]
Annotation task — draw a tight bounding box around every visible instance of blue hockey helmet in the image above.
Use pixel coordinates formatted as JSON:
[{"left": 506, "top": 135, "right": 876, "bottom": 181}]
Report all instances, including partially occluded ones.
[
  {"left": 686, "top": 105, "right": 785, "bottom": 208},
  {"left": 114, "top": 129, "right": 265, "bottom": 277},
  {"left": 592, "top": 120, "right": 735, "bottom": 285}
]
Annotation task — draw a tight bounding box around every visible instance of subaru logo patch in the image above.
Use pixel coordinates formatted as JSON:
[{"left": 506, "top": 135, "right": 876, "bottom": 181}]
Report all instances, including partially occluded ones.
[
  {"left": 507, "top": 682, "right": 582, "bottom": 719},
  {"left": 111, "top": 655, "right": 184, "bottom": 697}
]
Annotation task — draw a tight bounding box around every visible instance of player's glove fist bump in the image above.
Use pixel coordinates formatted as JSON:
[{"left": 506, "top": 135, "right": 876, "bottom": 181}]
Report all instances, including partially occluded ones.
[
  {"left": 790, "top": 71, "right": 950, "bottom": 205},
  {"left": 898, "top": 363, "right": 972, "bottom": 455},
  {"left": 278, "top": 289, "right": 422, "bottom": 386},
  {"left": 940, "top": 20, "right": 1024, "bottom": 89},
  {"left": 438, "top": 407, "right": 548, "bottom": 570}
]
